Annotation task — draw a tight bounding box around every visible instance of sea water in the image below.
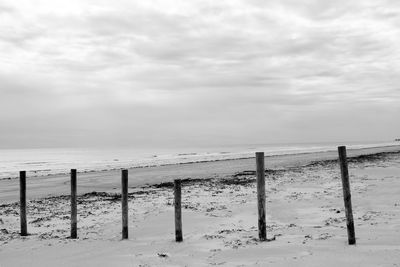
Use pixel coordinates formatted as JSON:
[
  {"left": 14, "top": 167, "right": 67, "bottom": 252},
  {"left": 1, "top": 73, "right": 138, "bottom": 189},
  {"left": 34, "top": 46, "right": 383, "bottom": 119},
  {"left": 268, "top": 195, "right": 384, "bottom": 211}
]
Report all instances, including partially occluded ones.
[{"left": 0, "top": 141, "right": 397, "bottom": 179}]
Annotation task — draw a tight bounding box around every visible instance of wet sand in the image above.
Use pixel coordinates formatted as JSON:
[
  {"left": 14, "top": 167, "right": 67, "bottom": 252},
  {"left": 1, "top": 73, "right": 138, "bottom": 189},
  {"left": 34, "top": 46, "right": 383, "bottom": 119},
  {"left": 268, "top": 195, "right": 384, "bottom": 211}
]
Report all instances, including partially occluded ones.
[{"left": 1, "top": 145, "right": 399, "bottom": 203}]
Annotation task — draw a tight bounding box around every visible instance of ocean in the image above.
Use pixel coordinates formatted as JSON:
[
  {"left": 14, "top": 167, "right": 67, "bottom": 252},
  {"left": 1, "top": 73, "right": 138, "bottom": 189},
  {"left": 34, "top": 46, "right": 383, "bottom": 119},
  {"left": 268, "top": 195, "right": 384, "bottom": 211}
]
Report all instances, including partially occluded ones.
[{"left": 0, "top": 141, "right": 397, "bottom": 180}]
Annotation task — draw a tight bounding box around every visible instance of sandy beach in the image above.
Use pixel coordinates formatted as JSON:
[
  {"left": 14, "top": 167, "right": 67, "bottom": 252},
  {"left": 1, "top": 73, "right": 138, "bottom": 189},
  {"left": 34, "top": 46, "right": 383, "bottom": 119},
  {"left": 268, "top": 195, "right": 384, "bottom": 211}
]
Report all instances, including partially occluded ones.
[
  {"left": 1, "top": 145, "right": 399, "bottom": 203},
  {"left": 1, "top": 146, "right": 400, "bottom": 266},
  {"left": 3, "top": 0, "right": 400, "bottom": 265}
]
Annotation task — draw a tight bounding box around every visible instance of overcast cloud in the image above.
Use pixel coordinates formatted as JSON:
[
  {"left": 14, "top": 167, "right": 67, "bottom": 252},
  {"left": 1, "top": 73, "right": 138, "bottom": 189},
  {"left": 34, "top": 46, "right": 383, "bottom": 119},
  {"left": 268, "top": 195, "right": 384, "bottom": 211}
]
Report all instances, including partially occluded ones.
[{"left": 1, "top": 0, "right": 399, "bottom": 148}]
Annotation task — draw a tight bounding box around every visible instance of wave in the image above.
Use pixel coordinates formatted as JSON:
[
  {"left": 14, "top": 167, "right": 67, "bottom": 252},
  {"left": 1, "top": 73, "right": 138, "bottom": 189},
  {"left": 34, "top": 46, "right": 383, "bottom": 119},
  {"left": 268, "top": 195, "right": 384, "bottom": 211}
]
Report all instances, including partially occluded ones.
[
  {"left": 0, "top": 142, "right": 399, "bottom": 180},
  {"left": 177, "top": 153, "right": 198, "bottom": 156}
]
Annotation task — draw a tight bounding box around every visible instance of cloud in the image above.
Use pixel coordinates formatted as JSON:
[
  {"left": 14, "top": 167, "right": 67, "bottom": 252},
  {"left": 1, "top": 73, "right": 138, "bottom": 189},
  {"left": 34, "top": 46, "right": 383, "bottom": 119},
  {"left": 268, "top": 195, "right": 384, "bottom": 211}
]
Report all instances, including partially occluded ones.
[{"left": 0, "top": 0, "right": 399, "bottom": 148}]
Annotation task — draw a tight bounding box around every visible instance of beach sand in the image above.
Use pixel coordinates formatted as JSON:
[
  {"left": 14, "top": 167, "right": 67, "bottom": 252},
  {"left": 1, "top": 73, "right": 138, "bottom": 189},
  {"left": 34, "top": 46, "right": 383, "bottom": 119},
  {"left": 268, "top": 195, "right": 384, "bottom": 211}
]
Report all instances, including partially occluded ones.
[{"left": 1, "top": 147, "right": 400, "bottom": 266}]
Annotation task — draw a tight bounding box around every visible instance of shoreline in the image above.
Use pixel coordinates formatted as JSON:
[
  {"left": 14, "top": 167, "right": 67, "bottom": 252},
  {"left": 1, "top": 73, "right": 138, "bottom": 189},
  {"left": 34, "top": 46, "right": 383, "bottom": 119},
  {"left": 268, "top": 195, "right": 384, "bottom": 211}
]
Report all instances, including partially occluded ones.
[
  {"left": 0, "top": 145, "right": 399, "bottom": 204},
  {"left": 1, "top": 144, "right": 399, "bottom": 181}
]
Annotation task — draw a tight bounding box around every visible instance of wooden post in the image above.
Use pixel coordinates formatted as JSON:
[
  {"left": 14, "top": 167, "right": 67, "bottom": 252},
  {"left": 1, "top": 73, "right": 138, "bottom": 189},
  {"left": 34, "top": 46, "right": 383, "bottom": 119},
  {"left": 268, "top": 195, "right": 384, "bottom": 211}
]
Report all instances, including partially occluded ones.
[
  {"left": 338, "top": 146, "right": 356, "bottom": 245},
  {"left": 121, "top": 169, "right": 128, "bottom": 239},
  {"left": 70, "top": 169, "right": 77, "bottom": 239},
  {"left": 256, "top": 152, "right": 266, "bottom": 241},
  {"left": 174, "top": 179, "right": 183, "bottom": 242},
  {"left": 19, "top": 171, "right": 27, "bottom": 236}
]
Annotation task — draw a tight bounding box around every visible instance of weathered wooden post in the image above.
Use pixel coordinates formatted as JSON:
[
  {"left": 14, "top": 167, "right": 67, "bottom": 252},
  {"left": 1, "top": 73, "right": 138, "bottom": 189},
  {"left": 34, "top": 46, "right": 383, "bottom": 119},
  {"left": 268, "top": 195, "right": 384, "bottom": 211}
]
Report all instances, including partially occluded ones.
[
  {"left": 256, "top": 152, "right": 267, "bottom": 241},
  {"left": 19, "top": 171, "right": 27, "bottom": 236},
  {"left": 70, "top": 169, "right": 77, "bottom": 239},
  {"left": 121, "top": 169, "right": 129, "bottom": 239},
  {"left": 174, "top": 179, "right": 183, "bottom": 242},
  {"left": 338, "top": 146, "right": 356, "bottom": 245}
]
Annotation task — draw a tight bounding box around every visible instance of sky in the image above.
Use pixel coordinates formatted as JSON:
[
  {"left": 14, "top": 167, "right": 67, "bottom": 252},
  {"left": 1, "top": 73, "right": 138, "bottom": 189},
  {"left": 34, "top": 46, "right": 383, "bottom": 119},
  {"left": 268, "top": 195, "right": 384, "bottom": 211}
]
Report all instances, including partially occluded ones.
[{"left": 0, "top": 0, "right": 399, "bottom": 149}]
